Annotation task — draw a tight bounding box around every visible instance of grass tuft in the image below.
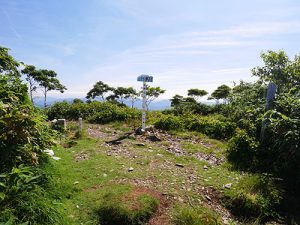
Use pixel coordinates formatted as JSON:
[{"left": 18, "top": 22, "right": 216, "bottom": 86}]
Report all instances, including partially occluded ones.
[
  {"left": 172, "top": 206, "right": 222, "bottom": 225},
  {"left": 98, "top": 190, "right": 159, "bottom": 225}
]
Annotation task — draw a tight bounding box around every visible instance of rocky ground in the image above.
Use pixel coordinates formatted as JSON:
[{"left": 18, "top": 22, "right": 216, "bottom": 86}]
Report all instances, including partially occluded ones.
[{"left": 85, "top": 124, "right": 238, "bottom": 224}]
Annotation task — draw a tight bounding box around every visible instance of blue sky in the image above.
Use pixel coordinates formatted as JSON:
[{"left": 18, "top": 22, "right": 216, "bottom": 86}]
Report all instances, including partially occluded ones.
[{"left": 1, "top": 0, "right": 300, "bottom": 99}]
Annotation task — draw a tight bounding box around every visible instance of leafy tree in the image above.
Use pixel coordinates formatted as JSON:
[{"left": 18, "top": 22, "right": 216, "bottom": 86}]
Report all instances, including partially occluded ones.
[
  {"left": 0, "top": 47, "right": 54, "bottom": 171},
  {"left": 38, "top": 70, "right": 67, "bottom": 108},
  {"left": 209, "top": 85, "right": 231, "bottom": 103},
  {"left": 86, "top": 81, "right": 112, "bottom": 102},
  {"left": 143, "top": 85, "right": 165, "bottom": 110},
  {"left": 127, "top": 87, "right": 139, "bottom": 108},
  {"left": 107, "top": 87, "right": 134, "bottom": 105},
  {"left": 187, "top": 88, "right": 208, "bottom": 101},
  {"left": 21, "top": 65, "right": 41, "bottom": 103},
  {"left": 170, "top": 94, "right": 184, "bottom": 107},
  {"left": 0, "top": 46, "right": 20, "bottom": 75},
  {"left": 252, "top": 50, "right": 300, "bottom": 91},
  {"left": 73, "top": 98, "right": 84, "bottom": 104}
]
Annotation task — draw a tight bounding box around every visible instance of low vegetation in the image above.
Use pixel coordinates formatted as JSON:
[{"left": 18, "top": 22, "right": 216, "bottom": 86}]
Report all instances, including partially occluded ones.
[{"left": 1, "top": 46, "right": 300, "bottom": 224}]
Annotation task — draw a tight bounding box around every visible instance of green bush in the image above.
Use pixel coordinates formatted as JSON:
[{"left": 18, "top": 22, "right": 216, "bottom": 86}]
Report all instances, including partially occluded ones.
[
  {"left": 222, "top": 175, "right": 282, "bottom": 222},
  {"left": 172, "top": 206, "right": 222, "bottom": 225},
  {"left": 87, "top": 103, "right": 140, "bottom": 124},
  {"left": 0, "top": 47, "right": 61, "bottom": 224},
  {"left": 0, "top": 74, "right": 54, "bottom": 172},
  {"left": 0, "top": 165, "right": 62, "bottom": 225},
  {"left": 186, "top": 117, "right": 236, "bottom": 139},
  {"left": 154, "top": 115, "right": 184, "bottom": 131},
  {"left": 47, "top": 101, "right": 141, "bottom": 124},
  {"left": 227, "top": 129, "right": 259, "bottom": 170}
]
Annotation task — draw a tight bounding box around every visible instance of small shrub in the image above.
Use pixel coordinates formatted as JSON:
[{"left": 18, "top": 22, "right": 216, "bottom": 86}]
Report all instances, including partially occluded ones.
[
  {"left": 172, "top": 206, "right": 222, "bottom": 225},
  {"left": 186, "top": 117, "right": 236, "bottom": 139},
  {"left": 154, "top": 115, "right": 184, "bottom": 131},
  {"left": 222, "top": 175, "right": 282, "bottom": 222},
  {"left": 227, "top": 129, "right": 259, "bottom": 170},
  {"left": 0, "top": 165, "right": 62, "bottom": 224}
]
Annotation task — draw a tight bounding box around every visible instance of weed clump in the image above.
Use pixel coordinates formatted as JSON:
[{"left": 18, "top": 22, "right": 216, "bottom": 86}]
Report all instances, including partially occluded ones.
[
  {"left": 98, "top": 190, "right": 159, "bottom": 225},
  {"left": 222, "top": 175, "right": 283, "bottom": 223},
  {"left": 172, "top": 206, "right": 222, "bottom": 225}
]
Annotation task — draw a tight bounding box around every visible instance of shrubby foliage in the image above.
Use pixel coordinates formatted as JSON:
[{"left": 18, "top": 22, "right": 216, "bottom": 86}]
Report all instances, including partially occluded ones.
[
  {"left": 154, "top": 114, "right": 236, "bottom": 139},
  {"left": 47, "top": 101, "right": 141, "bottom": 124},
  {"left": 224, "top": 51, "right": 300, "bottom": 222},
  {"left": 0, "top": 46, "right": 60, "bottom": 224}
]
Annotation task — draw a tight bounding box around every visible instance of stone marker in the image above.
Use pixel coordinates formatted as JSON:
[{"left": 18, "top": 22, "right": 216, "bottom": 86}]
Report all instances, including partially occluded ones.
[
  {"left": 57, "top": 119, "right": 67, "bottom": 130},
  {"left": 79, "top": 118, "right": 83, "bottom": 131}
]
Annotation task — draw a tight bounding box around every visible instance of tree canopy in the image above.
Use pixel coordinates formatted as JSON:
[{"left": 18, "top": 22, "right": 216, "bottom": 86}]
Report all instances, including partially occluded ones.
[
  {"left": 187, "top": 88, "right": 208, "bottom": 101},
  {"left": 86, "top": 81, "right": 113, "bottom": 101},
  {"left": 209, "top": 85, "right": 231, "bottom": 103}
]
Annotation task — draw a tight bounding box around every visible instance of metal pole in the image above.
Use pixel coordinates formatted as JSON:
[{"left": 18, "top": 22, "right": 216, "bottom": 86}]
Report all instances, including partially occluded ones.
[{"left": 142, "top": 81, "right": 147, "bottom": 129}]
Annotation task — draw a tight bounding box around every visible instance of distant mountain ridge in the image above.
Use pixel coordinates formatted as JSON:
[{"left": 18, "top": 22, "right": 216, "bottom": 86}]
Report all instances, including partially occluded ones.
[{"left": 33, "top": 97, "right": 172, "bottom": 110}]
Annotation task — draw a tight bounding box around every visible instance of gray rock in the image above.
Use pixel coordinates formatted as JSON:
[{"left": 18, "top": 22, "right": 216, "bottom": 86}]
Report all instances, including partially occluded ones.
[
  {"left": 175, "top": 163, "right": 184, "bottom": 168},
  {"left": 135, "top": 127, "right": 145, "bottom": 135},
  {"left": 136, "top": 143, "right": 146, "bottom": 147},
  {"left": 223, "top": 183, "right": 232, "bottom": 189},
  {"left": 203, "top": 165, "right": 209, "bottom": 170},
  {"left": 128, "top": 167, "right": 134, "bottom": 172},
  {"left": 205, "top": 195, "right": 212, "bottom": 201}
]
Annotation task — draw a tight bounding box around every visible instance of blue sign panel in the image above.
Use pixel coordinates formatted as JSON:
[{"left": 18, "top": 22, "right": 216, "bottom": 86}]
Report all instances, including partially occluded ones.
[{"left": 137, "top": 74, "right": 153, "bottom": 82}]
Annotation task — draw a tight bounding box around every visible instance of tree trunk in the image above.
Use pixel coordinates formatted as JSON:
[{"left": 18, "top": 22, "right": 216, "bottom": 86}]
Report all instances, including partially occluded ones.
[
  {"left": 29, "top": 80, "right": 33, "bottom": 103},
  {"left": 44, "top": 87, "right": 47, "bottom": 108}
]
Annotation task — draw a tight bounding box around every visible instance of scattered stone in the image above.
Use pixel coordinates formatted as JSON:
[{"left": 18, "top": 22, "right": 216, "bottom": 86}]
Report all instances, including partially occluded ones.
[
  {"left": 52, "top": 156, "right": 61, "bottom": 161},
  {"left": 107, "top": 152, "right": 112, "bottom": 156},
  {"left": 223, "top": 183, "right": 232, "bottom": 189},
  {"left": 76, "top": 205, "right": 79, "bottom": 209},
  {"left": 223, "top": 218, "right": 230, "bottom": 225},
  {"left": 136, "top": 143, "right": 146, "bottom": 147},
  {"left": 103, "top": 173, "right": 108, "bottom": 177},
  {"left": 178, "top": 197, "right": 184, "bottom": 203},
  {"left": 148, "top": 135, "right": 162, "bottom": 142},
  {"left": 135, "top": 127, "right": 145, "bottom": 135},
  {"left": 145, "top": 125, "right": 155, "bottom": 132},
  {"left": 128, "top": 167, "right": 134, "bottom": 172},
  {"left": 111, "top": 141, "right": 122, "bottom": 145},
  {"left": 44, "top": 149, "right": 54, "bottom": 156},
  {"left": 73, "top": 181, "right": 79, "bottom": 185},
  {"left": 205, "top": 195, "right": 212, "bottom": 201},
  {"left": 175, "top": 163, "right": 184, "bottom": 168},
  {"left": 203, "top": 165, "right": 209, "bottom": 170}
]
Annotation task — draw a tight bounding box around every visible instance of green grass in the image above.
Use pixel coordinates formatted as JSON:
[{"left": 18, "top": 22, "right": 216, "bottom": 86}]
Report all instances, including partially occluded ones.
[
  {"left": 98, "top": 191, "right": 159, "bottom": 225},
  {"left": 181, "top": 141, "right": 213, "bottom": 154},
  {"left": 172, "top": 205, "right": 222, "bottom": 225},
  {"left": 49, "top": 123, "right": 285, "bottom": 224}
]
